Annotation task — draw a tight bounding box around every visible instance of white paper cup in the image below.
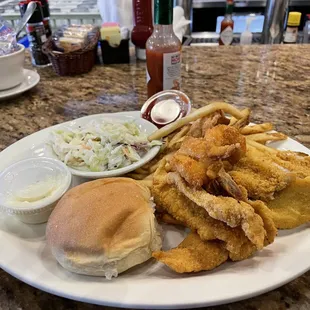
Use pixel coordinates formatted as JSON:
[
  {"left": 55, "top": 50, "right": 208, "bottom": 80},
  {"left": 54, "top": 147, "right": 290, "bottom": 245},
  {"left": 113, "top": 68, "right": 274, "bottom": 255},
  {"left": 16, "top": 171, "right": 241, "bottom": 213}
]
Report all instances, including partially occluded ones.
[{"left": 0, "top": 44, "right": 25, "bottom": 91}]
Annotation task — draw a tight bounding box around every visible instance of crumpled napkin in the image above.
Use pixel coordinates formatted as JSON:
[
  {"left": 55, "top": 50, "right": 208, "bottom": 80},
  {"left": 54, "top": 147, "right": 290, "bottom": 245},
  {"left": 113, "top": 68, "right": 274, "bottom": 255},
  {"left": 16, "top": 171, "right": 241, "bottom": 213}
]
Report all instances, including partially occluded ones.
[
  {"left": 97, "top": 0, "right": 133, "bottom": 30},
  {"left": 173, "top": 6, "right": 191, "bottom": 42},
  {"left": 97, "top": 1, "right": 191, "bottom": 42}
]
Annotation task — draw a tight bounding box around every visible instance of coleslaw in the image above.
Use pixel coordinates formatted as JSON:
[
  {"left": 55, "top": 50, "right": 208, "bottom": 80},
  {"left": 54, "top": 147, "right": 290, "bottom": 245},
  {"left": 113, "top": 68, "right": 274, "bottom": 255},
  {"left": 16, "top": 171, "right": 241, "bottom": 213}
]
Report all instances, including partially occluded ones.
[{"left": 49, "top": 120, "right": 161, "bottom": 172}]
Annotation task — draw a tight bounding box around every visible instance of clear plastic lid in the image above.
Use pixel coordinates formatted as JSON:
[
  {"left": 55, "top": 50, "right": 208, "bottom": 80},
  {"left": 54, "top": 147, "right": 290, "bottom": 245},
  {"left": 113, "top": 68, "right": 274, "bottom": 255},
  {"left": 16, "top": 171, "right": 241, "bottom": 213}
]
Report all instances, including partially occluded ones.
[{"left": 141, "top": 90, "right": 191, "bottom": 127}]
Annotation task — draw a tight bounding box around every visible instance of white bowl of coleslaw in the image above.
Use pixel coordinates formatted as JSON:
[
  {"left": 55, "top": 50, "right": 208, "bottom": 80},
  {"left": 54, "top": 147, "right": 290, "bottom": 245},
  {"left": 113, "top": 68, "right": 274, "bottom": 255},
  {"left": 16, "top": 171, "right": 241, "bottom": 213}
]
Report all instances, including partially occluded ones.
[{"left": 48, "top": 114, "right": 162, "bottom": 179}]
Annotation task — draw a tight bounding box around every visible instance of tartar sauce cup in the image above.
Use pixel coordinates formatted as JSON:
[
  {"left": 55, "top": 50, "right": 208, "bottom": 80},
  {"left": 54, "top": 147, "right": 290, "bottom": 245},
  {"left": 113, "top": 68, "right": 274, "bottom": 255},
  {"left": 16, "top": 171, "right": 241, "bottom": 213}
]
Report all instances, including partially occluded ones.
[{"left": 0, "top": 157, "right": 72, "bottom": 224}]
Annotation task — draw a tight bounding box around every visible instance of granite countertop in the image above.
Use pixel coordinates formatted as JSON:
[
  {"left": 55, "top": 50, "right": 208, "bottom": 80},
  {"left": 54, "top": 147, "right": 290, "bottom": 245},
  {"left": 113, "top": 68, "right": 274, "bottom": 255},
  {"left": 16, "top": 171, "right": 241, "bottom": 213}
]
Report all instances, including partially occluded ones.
[{"left": 1, "top": 45, "right": 310, "bottom": 310}]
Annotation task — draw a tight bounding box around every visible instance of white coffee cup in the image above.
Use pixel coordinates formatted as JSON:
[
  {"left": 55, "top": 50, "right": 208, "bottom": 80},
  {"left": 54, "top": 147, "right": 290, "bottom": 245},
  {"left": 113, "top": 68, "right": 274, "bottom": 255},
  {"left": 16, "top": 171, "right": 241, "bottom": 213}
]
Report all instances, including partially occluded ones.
[{"left": 0, "top": 44, "right": 25, "bottom": 91}]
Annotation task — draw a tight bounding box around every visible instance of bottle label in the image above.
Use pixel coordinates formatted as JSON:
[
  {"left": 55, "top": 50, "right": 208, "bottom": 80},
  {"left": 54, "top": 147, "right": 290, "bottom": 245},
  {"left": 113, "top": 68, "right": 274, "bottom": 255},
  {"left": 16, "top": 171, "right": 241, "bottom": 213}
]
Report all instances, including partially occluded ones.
[
  {"left": 146, "top": 68, "right": 150, "bottom": 84},
  {"left": 284, "top": 27, "right": 298, "bottom": 43},
  {"left": 220, "top": 26, "right": 233, "bottom": 45},
  {"left": 163, "top": 51, "right": 181, "bottom": 90}
]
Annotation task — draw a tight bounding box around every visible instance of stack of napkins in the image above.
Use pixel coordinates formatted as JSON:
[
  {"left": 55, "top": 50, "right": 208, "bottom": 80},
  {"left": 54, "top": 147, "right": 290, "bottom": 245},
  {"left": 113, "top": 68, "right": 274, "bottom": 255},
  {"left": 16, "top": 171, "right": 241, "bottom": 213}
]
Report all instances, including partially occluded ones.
[{"left": 97, "top": 0, "right": 191, "bottom": 42}]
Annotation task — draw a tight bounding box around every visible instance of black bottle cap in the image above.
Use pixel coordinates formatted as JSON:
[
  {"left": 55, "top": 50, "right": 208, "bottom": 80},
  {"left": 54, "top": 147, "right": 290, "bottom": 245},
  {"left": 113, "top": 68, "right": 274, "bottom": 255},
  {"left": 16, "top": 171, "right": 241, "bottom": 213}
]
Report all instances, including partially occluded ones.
[
  {"left": 20, "top": 1, "right": 44, "bottom": 24},
  {"left": 39, "top": 0, "right": 50, "bottom": 18}
]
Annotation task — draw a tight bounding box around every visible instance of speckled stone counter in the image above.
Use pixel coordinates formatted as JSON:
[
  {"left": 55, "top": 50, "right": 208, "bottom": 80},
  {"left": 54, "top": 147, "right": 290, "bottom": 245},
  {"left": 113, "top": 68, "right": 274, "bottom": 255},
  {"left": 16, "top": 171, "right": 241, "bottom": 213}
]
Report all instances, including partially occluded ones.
[{"left": 1, "top": 45, "right": 310, "bottom": 310}]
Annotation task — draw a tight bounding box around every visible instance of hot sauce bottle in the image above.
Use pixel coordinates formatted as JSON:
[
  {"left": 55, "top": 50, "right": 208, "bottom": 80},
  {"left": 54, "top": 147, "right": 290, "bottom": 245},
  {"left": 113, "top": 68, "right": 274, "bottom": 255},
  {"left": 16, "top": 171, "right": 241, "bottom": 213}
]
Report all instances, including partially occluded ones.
[
  {"left": 146, "top": 0, "right": 182, "bottom": 98},
  {"left": 131, "top": 0, "right": 153, "bottom": 60},
  {"left": 219, "top": 0, "right": 234, "bottom": 46}
]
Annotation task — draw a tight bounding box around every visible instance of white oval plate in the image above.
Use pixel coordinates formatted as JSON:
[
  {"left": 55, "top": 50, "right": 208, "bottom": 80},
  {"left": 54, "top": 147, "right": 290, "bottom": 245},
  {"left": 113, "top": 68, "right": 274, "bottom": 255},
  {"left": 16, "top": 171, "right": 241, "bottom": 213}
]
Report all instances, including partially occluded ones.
[
  {"left": 1, "top": 113, "right": 310, "bottom": 309},
  {"left": 0, "top": 112, "right": 160, "bottom": 179}
]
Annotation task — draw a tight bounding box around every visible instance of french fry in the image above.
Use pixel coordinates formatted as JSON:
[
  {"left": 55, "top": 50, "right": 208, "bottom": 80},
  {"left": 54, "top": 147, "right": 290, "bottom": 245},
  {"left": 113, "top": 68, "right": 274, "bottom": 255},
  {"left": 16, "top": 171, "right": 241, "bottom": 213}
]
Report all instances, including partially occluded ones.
[
  {"left": 241, "top": 123, "right": 273, "bottom": 135},
  {"left": 149, "top": 161, "right": 161, "bottom": 173},
  {"left": 137, "top": 179, "right": 153, "bottom": 188},
  {"left": 246, "top": 138, "right": 278, "bottom": 153},
  {"left": 135, "top": 167, "right": 149, "bottom": 175},
  {"left": 126, "top": 173, "right": 147, "bottom": 180},
  {"left": 231, "top": 108, "right": 250, "bottom": 130},
  {"left": 168, "top": 125, "right": 190, "bottom": 148},
  {"left": 229, "top": 116, "right": 238, "bottom": 126},
  {"left": 144, "top": 173, "right": 154, "bottom": 180},
  {"left": 247, "top": 132, "right": 287, "bottom": 144},
  {"left": 148, "top": 102, "right": 244, "bottom": 141}
]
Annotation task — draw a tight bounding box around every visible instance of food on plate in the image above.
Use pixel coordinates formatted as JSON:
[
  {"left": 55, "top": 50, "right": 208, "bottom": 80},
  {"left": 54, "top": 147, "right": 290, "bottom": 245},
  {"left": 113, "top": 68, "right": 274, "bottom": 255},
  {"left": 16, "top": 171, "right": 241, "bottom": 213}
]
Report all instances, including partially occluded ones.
[
  {"left": 229, "top": 147, "right": 293, "bottom": 201},
  {"left": 46, "top": 178, "right": 162, "bottom": 279},
  {"left": 130, "top": 100, "right": 309, "bottom": 274},
  {"left": 152, "top": 161, "right": 275, "bottom": 262},
  {"left": 50, "top": 120, "right": 161, "bottom": 172},
  {"left": 167, "top": 172, "right": 266, "bottom": 249},
  {"left": 267, "top": 177, "right": 310, "bottom": 229},
  {"left": 270, "top": 151, "right": 310, "bottom": 178},
  {"left": 153, "top": 233, "right": 229, "bottom": 273},
  {"left": 246, "top": 132, "right": 287, "bottom": 144},
  {"left": 240, "top": 123, "right": 273, "bottom": 135},
  {"left": 170, "top": 153, "right": 209, "bottom": 188},
  {"left": 148, "top": 102, "right": 245, "bottom": 141},
  {"left": 43, "top": 100, "right": 310, "bottom": 277},
  {"left": 0, "top": 157, "right": 72, "bottom": 224}
]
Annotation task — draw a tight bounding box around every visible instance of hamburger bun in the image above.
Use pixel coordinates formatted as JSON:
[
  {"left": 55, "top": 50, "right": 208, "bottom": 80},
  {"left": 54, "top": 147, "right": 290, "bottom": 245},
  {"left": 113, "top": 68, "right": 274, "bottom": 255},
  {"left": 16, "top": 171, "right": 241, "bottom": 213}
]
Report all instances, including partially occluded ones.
[{"left": 46, "top": 178, "right": 162, "bottom": 279}]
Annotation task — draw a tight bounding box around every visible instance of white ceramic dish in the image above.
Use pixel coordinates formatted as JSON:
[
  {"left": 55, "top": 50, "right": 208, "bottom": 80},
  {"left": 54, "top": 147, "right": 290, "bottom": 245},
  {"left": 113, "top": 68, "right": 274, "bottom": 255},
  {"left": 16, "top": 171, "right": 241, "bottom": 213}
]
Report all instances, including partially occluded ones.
[
  {"left": 0, "top": 44, "right": 25, "bottom": 91},
  {"left": 0, "top": 157, "right": 71, "bottom": 224},
  {"left": 0, "top": 69, "right": 40, "bottom": 100},
  {"left": 0, "top": 112, "right": 160, "bottom": 179},
  {"left": 1, "top": 111, "right": 310, "bottom": 308}
]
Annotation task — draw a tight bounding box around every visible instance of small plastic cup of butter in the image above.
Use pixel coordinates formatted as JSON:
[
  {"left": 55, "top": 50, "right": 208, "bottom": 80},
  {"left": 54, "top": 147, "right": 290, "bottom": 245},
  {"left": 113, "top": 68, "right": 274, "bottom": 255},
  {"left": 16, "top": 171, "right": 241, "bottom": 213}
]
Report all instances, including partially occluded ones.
[{"left": 0, "top": 157, "right": 72, "bottom": 224}]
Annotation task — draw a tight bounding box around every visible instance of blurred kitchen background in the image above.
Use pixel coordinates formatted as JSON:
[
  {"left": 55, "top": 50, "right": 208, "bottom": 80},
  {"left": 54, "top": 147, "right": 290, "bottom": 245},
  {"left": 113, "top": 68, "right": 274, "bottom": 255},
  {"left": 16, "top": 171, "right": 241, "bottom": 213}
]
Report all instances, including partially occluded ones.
[{"left": 1, "top": 0, "right": 310, "bottom": 45}]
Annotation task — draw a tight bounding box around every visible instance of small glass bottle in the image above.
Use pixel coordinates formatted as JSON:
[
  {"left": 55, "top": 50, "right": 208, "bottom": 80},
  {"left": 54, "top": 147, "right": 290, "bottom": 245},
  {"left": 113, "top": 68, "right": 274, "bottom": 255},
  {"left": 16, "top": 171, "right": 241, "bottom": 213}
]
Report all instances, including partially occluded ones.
[
  {"left": 131, "top": 0, "right": 153, "bottom": 60},
  {"left": 40, "top": 0, "right": 52, "bottom": 38},
  {"left": 219, "top": 0, "right": 234, "bottom": 46},
  {"left": 303, "top": 14, "right": 310, "bottom": 43},
  {"left": 283, "top": 12, "right": 302, "bottom": 44},
  {"left": 146, "top": 0, "right": 182, "bottom": 98},
  {"left": 19, "top": 1, "right": 50, "bottom": 67}
]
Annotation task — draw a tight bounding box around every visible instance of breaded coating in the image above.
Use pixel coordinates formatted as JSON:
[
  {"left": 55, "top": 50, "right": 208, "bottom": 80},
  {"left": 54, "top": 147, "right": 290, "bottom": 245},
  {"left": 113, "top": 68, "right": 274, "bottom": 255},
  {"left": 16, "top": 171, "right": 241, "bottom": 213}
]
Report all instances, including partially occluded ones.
[
  {"left": 187, "top": 111, "right": 229, "bottom": 138},
  {"left": 167, "top": 172, "right": 265, "bottom": 250},
  {"left": 179, "top": 136, "right": 240, "bottom": 163},
  {"left": 152, "top": 163, "right": 253, "bottom": 255},
  {"left": 204, "top": 125, "right": 247, "bottom": 164},
  {"left": 170, "top": 153, "right": 208, "bottom": 188},
  {"left": 272, "top": 151, "right": 310, "bottom": 178},
  {"left": 229, "top": 147, "right": 293, "bottom": 201},
  {"left": 152, "top": 233, "right": 228, "bottom": 273},
  {"left": 267, "top": 177, "right": 310, "bottom": 229}
]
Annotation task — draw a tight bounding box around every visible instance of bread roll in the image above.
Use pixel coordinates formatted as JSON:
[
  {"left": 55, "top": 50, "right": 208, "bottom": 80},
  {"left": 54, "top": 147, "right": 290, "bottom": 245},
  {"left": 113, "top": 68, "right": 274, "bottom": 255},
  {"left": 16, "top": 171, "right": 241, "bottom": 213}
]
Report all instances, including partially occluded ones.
[{"left": 46, "top": 178, "right": 162, "bottom": 279}]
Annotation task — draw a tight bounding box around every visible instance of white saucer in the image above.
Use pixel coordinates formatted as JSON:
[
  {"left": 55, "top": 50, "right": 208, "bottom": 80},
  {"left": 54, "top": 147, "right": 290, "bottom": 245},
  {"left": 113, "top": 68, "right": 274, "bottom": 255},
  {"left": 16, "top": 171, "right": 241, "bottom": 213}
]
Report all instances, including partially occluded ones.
[{"left": 0, "top": 69, "right": 40, "bottom": 100}]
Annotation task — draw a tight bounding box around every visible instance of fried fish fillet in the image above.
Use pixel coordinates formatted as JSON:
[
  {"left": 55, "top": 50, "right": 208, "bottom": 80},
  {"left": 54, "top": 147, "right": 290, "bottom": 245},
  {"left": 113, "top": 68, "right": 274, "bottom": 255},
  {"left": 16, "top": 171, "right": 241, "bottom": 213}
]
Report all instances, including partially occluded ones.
[
  {"left": 229, "top": 147, "right": 293, "bottom": 201},
  {"left": 152, "top": 232, "right": 228, "bottom": 273},
  {"left": 152, "top": 163, "right": 253, "bottom": 255},
  {"left": 266, "top": 177, "right": 310, "bottom": 229},
  {"left": 248, "top": 200, "right": 277, "bottom": 245},
  {"left": 156, "top": 212, "right": 186, "bottom": 226},
  {"left": 167, "top": 172, "right": 265, "bottom": 250},
  {"left": 271, "top": 151, "right": 310, "bottom": 178},
  {"left": 169, "top": 153, "right": 208, "bottom": 188}
]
